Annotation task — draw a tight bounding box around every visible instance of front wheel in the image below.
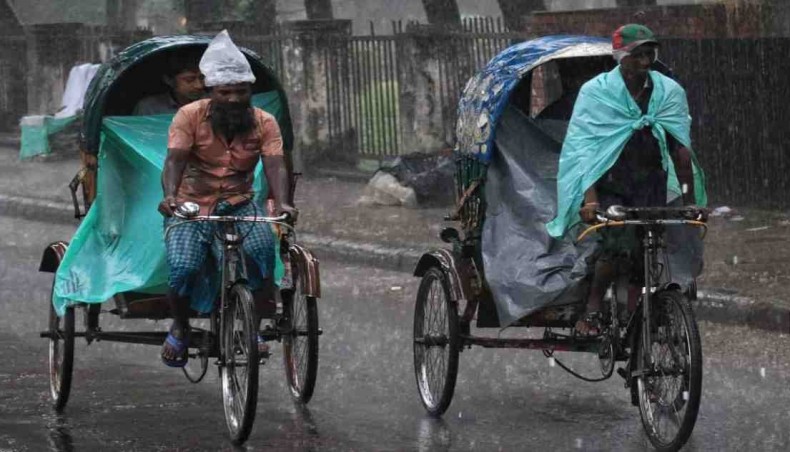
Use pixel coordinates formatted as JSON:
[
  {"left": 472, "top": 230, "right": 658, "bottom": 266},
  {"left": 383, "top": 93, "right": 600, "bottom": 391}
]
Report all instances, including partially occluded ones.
[
  {"left": 413, "top": 267, "right": 460, "bottom": 417},
  {"left": 220, "top": 284, "right": 259, "bottom": 445},
  {"left": 636, "top": 290, "right": 702, "bottom": 451},
  {"left": 282, "top": 267, "right": 319, "bottom": 403}
]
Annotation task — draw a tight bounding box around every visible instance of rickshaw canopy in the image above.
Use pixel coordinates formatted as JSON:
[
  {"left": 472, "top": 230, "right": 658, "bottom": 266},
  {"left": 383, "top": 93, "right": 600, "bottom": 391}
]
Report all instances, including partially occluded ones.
[
  {"left": 80, "top": 35, "right": 294, "bottom": 155},
  {"left": 455, "top": 35, "right": 611, "bottom": 162}
]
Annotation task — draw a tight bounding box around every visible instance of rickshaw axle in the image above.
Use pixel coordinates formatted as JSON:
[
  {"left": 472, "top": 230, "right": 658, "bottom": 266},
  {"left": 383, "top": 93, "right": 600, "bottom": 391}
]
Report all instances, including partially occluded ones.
[{"left": 460, "top": 335, "right": 601, "bottom": 353}]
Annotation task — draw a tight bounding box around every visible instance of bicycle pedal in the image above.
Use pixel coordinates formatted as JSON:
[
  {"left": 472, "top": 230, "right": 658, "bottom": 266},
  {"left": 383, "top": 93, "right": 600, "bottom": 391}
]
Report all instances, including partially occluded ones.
[{"left": 616, "top": 367, "right": 629, "bottom": 381}]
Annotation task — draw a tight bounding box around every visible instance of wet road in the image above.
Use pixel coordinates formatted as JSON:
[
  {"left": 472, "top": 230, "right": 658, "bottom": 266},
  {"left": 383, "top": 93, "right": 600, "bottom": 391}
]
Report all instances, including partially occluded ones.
[{"left": 1, "top": 216, "right": 789, "bottom": 451}]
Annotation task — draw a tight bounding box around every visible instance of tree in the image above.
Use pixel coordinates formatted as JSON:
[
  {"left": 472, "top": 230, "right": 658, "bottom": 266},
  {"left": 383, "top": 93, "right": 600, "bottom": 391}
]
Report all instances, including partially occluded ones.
[
  {"left": 496, "top": 0, "right": 545, "bottom": 31},
  {"left": 305, "top": 0, "right": 333, "bottom": 20},
  {"left": 421, "top": 0, "right": 461, "bottom": 26}
]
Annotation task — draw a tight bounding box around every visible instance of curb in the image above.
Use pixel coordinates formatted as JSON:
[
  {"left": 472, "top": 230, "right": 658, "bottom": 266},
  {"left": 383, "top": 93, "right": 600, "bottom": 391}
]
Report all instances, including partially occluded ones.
[
  {"left": 0, "top": 193, "right": 77, "bottom": 224},
  {"left": 313, "top": 167, "right": 374, "bottom": 183},
  {"left": 694, "top": 290, "right": 789, "bottom": 333},
  {"left": 2, "top": 193, "right": 788, "bottom": 334},
  {"left": 0, "top": 135, "right": 20, "bottom": 148}
]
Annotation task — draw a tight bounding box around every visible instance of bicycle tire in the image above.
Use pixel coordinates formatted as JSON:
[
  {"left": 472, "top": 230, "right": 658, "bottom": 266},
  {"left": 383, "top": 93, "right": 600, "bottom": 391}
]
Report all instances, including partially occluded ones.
[
  {"left": 282, "top": 267, "right": 319, "bottom": 403},
  {"left": 636, "top": 290, "right": 702, "bottom": 452},
  {"left": 413, "top": 267, "right": 460, "bottom": 417},
  {"left": 220, "top": 284, "right": 259, "bottom": 445},
  {"left": 48, "top": 284, "right": 74, "bottom": 414}
]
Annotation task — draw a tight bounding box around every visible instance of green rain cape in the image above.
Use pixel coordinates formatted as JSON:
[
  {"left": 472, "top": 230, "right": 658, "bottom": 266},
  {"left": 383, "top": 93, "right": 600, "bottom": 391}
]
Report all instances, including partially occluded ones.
[
  {"left": 52, "top": 92, "right": 285, "bottom": 316},
  {"left": 546, "top": 66, "right": 707, "bottom": 238}
]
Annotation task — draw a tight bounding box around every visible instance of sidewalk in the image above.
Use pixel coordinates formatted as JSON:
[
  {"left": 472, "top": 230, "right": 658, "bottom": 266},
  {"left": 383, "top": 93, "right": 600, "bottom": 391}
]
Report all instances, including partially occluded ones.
[{"left": 1, "top": 143, "right": 788, "bottom": 333}]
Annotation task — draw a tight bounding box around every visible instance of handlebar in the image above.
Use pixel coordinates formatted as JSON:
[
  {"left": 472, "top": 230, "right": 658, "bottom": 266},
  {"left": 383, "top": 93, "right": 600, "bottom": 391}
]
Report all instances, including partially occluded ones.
[
  {"left": 165, "top": 201, "right": 295, "bottom": 241},
  {"left": 576, "top": 205, "right": 708, "bottom": 243},
  {"left": 595, "top": 205, "right": 707, "bottom": 223},
  {"left": 173, "top": 212, "right": 291, "bottom": 223}
]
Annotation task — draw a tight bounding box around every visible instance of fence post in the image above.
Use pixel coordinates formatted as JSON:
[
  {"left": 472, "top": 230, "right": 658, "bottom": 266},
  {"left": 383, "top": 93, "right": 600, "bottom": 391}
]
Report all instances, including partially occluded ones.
[
  {"left": 397, "top": 24, "right": 446, "bottom": 153},
  {"left": 281, "top": 19, "right": 353, "bottom": 172}
]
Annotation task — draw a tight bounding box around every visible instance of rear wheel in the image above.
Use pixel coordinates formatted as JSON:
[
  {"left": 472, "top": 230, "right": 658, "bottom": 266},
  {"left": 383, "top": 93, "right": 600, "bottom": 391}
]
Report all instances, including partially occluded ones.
[
  {"left": 413, "top": 267, "right": 460, "bottom": 417},
  {"left": 220, "top": 284, "right": 259, "bottom": 445},
  {"left": 282, "top": 267, "right": 319, "bottom": 403},
  {"left": 48, "top": 292, "right": 74, "bottom": 413},
  {"left": 636, "top": 290, "right": 702, "bottom": 451}
]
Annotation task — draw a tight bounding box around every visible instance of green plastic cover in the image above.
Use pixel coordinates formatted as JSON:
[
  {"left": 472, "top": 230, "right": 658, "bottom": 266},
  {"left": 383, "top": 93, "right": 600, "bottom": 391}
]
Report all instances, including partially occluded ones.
[
  {"left": 53, "top": 92, "right": 284, "bottom": 316},
  {"left": 19, "top": 115, "right": 78, "bottom": 159},
  {"left": 546, "top": 67, "right": 707, "bottom": 238}
]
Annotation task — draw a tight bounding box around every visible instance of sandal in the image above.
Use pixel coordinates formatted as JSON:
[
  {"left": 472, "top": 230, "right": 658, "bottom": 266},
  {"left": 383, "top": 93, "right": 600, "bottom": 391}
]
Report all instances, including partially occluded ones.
[
  {"left": 257, "top": 334, "right": 271, "bottom": 358},
  {"left": 575, "top": 311, "right": 604, "bottom": 337},
  {"left": 161, "top": 331, "right": 189, "bottom": 368}
]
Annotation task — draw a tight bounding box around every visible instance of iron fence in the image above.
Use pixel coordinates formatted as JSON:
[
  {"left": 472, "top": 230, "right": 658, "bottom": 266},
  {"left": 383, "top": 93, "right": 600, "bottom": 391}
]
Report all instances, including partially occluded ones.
[{"left": 231, "top": 23, "right": 790, "bottom": 208}]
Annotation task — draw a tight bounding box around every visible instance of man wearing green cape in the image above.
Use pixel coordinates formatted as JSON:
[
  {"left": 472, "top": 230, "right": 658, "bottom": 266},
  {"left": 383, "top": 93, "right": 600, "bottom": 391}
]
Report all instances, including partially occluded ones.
[{"left": 547, "top": 24, "right": 707, "bottom": 335}]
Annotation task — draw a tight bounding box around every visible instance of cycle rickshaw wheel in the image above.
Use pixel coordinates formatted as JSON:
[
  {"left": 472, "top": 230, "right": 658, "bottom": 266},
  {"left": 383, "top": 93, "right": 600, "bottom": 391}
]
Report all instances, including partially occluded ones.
[
  {"left": 636, "top": 290, "right": 702, "bottom": 452},
  {"left": 283, "top": 269, "right": 319, "bottom": 403},
  {"left": 48, "top": 280, "right": 74, "bottom": 413},
  {"left": 413, "top": 267, "right": 460, "bottom": 417},
  {"left": 220, "top": 284, "right": 259, "bottom": 444}
]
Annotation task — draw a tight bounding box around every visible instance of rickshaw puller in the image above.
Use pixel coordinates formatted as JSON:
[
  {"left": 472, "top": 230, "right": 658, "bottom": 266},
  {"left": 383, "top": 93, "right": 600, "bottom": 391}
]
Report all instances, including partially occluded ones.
[
  {"left": 570, "top": 25, "right": 698, "bottom": 335},
  {"left": 158, "top": 31, "right": 296, "bottom": 367}
]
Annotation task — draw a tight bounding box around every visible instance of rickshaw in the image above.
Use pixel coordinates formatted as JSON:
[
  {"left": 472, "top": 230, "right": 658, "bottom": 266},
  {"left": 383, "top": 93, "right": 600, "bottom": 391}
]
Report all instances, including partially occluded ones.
[
  {"left": 37, "top": 36, "right": 321, "bottom": 445},
  {"left": 412, "top": 36, "right": 706, "bottom": 451}
]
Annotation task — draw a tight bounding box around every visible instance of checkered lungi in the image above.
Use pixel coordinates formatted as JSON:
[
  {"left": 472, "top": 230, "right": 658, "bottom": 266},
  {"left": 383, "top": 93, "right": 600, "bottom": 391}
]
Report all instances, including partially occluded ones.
[{"left": 164, "top": 200, "right": 276, "bottom": 312}]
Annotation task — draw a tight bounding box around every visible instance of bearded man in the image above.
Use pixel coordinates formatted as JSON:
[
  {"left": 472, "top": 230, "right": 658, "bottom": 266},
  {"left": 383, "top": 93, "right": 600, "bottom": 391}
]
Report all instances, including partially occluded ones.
[{"left": 158, "top": 31, "right": 295, "bottom": 366}]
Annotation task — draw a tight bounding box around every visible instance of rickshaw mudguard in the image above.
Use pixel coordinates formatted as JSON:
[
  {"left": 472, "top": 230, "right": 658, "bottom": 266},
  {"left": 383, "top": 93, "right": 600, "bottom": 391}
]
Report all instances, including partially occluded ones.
[
  {"left": 413, "top": 249, "right": 469, "bottom": 304},
  {"left": 39, "top": 241, "right": 69, "bottom": 273},
  {"left": 289, "top": 244, "right": 321, "bottom": 298}
]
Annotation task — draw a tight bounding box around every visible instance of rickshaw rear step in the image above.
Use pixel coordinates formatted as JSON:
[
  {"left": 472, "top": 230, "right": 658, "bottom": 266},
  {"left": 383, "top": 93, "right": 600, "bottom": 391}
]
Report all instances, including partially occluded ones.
[{"left": 460, "top": 335, "right": 600, "bottom": 352}]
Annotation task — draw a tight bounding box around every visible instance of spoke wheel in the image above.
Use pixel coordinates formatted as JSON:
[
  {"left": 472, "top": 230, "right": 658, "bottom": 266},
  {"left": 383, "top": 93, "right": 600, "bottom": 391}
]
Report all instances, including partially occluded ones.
[
  {"left": 48, "top": 288, "right": 74, "bottom": 413},
  {"left": 220, "top": 285, "right": 259, "bottom": 445},
  {"left": 636, "top": 290, "right": 702, "bottom": 452},
  {"left": 282, "top": 267, "right": 319, "bottom": 403},
  {"left": 413, "top": 267, "right": 459, "bottom": 417}
]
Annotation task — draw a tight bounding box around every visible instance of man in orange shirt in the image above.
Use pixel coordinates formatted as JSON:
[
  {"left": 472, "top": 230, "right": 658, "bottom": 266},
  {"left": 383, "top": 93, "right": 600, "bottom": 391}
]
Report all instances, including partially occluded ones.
[{"left": 158, "top": 31, "right": 295, "bottom": 367}]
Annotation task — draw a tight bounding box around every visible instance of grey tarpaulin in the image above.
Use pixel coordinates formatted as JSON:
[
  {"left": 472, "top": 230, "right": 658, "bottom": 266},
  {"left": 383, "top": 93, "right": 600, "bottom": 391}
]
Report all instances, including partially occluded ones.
[{"left": 481, "top": 105, "right": 703, "bottom": 327}]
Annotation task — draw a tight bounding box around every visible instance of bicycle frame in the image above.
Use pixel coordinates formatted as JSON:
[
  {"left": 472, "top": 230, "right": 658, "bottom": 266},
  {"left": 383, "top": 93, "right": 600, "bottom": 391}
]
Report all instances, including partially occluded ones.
[{"left": 586, "top": 214, "right": 706, "bottom": 383}]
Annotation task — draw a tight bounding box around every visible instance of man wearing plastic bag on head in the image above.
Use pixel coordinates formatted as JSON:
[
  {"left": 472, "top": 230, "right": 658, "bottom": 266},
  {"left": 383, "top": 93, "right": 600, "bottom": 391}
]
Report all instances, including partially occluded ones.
[
  {"left": 133, "top": 49, "right": 206, "bottom": 115},
  {"left": 158, "top": 30, "right": 297, "bottom": 367},
  {"left": 546, "top": 24, "right": 707, "bottom": 335}
]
